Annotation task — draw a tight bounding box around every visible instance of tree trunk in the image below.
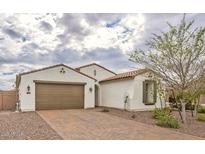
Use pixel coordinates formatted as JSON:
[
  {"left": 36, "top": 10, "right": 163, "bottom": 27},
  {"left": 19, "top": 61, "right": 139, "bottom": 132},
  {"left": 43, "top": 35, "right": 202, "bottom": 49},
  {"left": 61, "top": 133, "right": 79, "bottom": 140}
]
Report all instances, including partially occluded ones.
[
  {"left": 177, "top": 105, "right": 183, "bottom": 122},
  {"left": 159, "top": 94, "right": 163, "bottom": 109},
  {"left": 181, "top": 101, "right": 187, "bottom": 124},
  {"left": 171, "top": 89, "right": 183, "bottom": 121},
  {"left": 191, "top": 101, "right": 194, "bottom": 117},
  {"left": 194, "top": 100, "right": 197, "bottom": 118},
  {"left": 194, "top": 97, "right": 200, "bottom": 118}
]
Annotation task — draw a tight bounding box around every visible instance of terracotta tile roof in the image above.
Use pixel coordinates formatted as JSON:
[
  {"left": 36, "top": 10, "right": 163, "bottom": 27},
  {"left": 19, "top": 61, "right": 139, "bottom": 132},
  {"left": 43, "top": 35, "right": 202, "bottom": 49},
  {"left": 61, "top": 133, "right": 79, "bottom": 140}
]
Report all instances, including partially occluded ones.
[
  {"left": 76, "top": 63, "right": 116, "bottom": 75},
  {"left": 99, "top": 69, "right": 148, "bottom": 83}
]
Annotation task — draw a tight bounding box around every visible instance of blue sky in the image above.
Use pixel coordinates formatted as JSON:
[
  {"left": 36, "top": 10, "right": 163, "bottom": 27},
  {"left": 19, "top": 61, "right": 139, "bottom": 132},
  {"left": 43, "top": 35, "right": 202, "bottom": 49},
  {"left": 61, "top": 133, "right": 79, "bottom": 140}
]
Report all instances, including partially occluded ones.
[{"left": 0, "top": 13, "right": 204, "bottom": 90}]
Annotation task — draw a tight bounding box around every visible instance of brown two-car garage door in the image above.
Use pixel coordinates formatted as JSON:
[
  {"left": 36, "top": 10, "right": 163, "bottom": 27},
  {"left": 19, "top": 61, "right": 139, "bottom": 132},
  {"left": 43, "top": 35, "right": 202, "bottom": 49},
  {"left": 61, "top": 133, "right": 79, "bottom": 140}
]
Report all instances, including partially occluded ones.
[{"left": 35, "top": 81, "right": 84, "bottom": 110}]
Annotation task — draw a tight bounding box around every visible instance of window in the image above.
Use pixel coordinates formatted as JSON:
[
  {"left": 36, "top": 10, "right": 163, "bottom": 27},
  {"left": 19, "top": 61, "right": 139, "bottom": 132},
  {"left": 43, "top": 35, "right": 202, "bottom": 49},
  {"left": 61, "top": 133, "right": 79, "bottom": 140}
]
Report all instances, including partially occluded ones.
[
  {"left": 94, "top": 70, "right": 97, "bottom": 76},
  {"left": 143, "top": 80, "right": 157, "bottom": 105}
]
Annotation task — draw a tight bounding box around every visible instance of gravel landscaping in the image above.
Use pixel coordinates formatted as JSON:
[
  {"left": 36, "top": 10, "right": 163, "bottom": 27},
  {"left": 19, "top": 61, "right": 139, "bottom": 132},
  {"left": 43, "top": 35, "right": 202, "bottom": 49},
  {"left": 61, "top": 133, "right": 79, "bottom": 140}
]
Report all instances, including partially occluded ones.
[
  {"left": 0, "top": 111, "right": 62, "bottom": 140},
  {"left": 96, "top": 107, "right": 205, "bottom": 139}
]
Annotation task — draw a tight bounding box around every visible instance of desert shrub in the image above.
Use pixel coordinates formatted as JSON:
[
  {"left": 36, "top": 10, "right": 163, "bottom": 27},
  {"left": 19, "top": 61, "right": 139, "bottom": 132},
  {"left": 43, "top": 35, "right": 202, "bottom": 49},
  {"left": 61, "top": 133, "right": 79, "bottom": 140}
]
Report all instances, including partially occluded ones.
[
  {"left": 153, "top": 108, "right": 167, "bottom": 119},
  {"left": 197, "top": 114, "right": 205, "bottom": 121},
  {"left": 153, "top": 107, "right": 171, "bottom": 119},
  {"left": 197, "top": 105, "right": 205, "bottom": 113},
  {"left": 156, "top": 115, "right": 180, "bottom": 129},
  {"left": 153, "top": 108, "right": 179, "bottom": 128},
  {"left": 163, "top": 107, "right": 172, "bottom": 113}
]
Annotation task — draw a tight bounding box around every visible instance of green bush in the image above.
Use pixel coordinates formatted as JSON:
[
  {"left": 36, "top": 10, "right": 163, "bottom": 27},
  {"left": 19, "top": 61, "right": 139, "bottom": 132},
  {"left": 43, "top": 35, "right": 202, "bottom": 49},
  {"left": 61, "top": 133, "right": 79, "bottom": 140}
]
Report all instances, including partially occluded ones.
[
  {"left": 153, "top": 108, "right": 179, "bottom": 129},
  {"left": 197, "top": 105, "right": 205, "bottom": 113},
  {"left": 197, "top": 114, "right": 205, "bottom": 121},
  {"left": 156, "top": 115, "right": 180, "bottom": 129},
  {"left": 153, "top": 107, "right": 171, "bottom": 119},
  {"left": 164, "top": 107, "right": 172, "bottom": 113}
]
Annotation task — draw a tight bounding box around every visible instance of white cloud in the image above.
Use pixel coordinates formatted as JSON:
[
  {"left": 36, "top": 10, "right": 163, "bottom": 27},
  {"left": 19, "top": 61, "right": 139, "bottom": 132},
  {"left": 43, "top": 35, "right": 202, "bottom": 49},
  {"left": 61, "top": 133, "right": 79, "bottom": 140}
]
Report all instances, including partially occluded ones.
[
  {"left": 0, "top": 13, "right": 203, "bottom": 90},
  {"left": 63, "top": 14, "right": 145, "bottom": 54},
  {"left": 0, "top": 14, "right": 64, "bottom": 56},
  {"left": 0, "top": 63, "right": 45, "bottom": 90}
]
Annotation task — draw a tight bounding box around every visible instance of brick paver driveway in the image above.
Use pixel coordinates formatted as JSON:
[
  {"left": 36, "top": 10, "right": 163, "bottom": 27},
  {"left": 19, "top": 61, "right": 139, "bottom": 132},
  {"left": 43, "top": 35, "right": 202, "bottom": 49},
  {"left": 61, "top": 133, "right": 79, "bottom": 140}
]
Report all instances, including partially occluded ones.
[{"left": 37, "top": 109, "right": 201, "bottom": 140}]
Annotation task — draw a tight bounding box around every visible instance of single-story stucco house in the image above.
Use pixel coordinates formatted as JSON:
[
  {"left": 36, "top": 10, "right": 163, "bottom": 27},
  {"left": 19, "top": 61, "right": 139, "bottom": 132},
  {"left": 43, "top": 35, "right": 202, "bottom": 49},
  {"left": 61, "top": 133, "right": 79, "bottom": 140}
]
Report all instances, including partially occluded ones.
[{"left": 16, "top": 63, "right": 165, "bottom": 112}]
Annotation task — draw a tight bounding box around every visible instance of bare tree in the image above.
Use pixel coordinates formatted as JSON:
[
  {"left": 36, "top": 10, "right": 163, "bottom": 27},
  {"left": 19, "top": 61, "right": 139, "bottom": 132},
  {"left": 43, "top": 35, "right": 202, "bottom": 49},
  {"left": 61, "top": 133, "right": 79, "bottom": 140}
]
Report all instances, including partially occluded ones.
[{"left": 130, "top": 15, "right": 205, "bottom": 123}]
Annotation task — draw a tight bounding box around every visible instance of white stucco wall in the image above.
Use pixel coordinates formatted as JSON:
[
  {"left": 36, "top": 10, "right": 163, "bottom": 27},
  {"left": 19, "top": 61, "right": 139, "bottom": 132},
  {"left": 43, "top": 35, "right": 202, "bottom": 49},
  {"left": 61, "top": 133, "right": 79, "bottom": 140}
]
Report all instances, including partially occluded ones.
[
  {"left": 79, "top": 65, "right": 115, "bottom": 81},
  {"left": 18, "top": 65, "right": 95, "bottom": 111},
  {"left": 79, "top": 64, "right": 115, "bottom": 107},
  {"left": 100, "top": 79, "right": 134, "bottom": 109},
  {"left": 100, "top": 74, "right": 165, "bottom": 111}
]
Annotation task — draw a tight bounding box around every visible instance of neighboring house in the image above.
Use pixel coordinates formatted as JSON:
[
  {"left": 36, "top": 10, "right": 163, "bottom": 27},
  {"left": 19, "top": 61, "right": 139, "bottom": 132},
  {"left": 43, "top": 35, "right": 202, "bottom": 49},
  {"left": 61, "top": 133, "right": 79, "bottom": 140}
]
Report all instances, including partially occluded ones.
[{"left": 16, "top": 63, "right": 165, "bottom": 112}]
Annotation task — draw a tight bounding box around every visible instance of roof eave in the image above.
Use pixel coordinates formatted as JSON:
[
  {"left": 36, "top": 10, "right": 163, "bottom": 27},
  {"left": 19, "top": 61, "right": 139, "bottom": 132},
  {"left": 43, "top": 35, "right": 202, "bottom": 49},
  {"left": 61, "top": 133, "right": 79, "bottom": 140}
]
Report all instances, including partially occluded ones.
[
  {"left": 99, "top": 69, "right": 149, "bottom": 83},
  {"left": 99, "top": 76, "right": 135, "bottom": 83},
  {"left": 16, "top": 64, "right": 97, "bottom": 86}
]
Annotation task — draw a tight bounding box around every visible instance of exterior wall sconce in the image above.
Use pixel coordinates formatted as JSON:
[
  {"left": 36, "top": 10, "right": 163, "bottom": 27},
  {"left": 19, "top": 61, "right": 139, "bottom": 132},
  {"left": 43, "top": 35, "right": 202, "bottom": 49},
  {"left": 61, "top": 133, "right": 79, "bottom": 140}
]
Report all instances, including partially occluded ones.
[
  {"left": 60, "top": 67, "right": 66, "bottom": 74},
  {"left": 27, "top": 85, "right": 31, "bottom": 94},
  {"left": 89, "top": 87, "right": 93, "bottom": 92}
]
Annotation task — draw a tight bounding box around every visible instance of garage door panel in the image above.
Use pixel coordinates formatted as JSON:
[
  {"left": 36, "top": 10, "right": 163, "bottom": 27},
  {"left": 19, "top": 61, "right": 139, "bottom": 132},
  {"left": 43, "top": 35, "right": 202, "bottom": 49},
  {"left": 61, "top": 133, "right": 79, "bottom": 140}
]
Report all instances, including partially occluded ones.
[
  {"left": 36, "top": 102, "right": 62, "bottom": 110},
  {"left": 36, "top": 83, "right": 84, "bottom": 110}
]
